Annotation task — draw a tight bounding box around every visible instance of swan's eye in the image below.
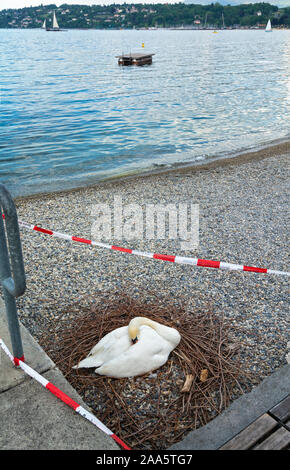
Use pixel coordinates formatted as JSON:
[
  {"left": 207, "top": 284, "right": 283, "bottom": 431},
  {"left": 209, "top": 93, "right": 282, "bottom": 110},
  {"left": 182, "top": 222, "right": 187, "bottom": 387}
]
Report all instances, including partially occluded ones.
[{"left": 132, "top": 337, "right": 138, "bottom": 344}]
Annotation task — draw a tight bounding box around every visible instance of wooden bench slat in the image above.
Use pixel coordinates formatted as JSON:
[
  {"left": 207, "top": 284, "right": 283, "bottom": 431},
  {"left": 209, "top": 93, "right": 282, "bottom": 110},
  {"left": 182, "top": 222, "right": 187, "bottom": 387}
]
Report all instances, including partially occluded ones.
[
  {"left": 220, "top": 414, "right": 277, "bottom": 450},
  {"left": 253, "top": 420, "right": 290, "bottom": 450},
  {"left": 269, "top": 395, "right": 290, "bottom": 422}
]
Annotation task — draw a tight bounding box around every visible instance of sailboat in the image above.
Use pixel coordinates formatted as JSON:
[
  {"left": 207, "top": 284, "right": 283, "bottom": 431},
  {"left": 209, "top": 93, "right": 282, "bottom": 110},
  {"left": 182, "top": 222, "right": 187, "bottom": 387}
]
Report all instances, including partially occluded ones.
[
  {"left": 42, "top": 19, "right": 46, "bottom": 29},
  {"left": 265, "top": 19, "right": 272, "bottom": 32},
  {"left": 46, "top": 10, "right": 67, "bottom": 32}
]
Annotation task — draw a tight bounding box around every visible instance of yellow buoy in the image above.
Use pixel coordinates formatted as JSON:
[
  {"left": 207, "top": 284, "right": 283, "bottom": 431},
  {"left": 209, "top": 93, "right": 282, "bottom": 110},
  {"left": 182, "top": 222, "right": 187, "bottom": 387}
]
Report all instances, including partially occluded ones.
[{"left": 142, "top": 42, "right": 144, "bottom": 48}]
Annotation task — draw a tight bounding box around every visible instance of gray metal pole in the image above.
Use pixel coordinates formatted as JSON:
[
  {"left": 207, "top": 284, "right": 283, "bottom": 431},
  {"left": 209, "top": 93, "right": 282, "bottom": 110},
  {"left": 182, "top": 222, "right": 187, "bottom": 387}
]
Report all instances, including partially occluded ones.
[{"left": 0, "top": 184, "right": 26, "bottom": 361}]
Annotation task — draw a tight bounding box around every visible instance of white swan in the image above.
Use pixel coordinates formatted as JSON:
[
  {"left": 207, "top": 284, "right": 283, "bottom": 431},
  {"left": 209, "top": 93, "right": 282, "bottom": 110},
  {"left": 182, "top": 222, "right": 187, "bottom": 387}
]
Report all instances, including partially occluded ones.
[{"left": 73, "top": 317, "right": 181, "bottom": 378}]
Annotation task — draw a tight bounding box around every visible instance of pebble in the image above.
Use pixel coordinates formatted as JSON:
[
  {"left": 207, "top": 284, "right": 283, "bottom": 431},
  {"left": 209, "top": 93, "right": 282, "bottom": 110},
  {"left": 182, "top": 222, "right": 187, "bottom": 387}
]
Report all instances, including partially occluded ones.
[{"left": 14, "top": 150, "right": 289, "bottom": 400}]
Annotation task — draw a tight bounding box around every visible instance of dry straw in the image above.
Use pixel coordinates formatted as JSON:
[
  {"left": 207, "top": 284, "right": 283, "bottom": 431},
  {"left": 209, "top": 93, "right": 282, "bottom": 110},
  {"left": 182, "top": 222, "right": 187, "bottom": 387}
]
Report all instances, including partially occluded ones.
[{"left": 40, "top": 291, "right": 251, "bottom": 449}]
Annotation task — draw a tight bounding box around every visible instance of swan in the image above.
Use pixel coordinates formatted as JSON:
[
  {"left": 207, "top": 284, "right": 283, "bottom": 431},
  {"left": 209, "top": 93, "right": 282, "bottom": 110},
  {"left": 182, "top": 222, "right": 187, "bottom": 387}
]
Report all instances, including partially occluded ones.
[{"left": 72, "top": 317, "right": 181, "bottom": 378}]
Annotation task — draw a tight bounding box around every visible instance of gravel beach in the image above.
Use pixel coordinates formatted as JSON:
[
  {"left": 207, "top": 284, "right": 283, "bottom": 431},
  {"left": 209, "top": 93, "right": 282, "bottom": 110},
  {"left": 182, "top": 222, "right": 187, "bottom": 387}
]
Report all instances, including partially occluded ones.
[{"left": 15, "top": 142, "right": 289, "bottom": 385}]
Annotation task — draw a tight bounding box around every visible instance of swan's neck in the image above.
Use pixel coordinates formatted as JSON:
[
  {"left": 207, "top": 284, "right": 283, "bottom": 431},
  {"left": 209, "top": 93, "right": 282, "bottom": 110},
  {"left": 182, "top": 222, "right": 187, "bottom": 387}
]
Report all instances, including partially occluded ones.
[
  {"left": 128, "top": 317, "right": 152, "bottom": 341},
  {"left": 128, "top": 317, "right": 180, "bottom": 346}
]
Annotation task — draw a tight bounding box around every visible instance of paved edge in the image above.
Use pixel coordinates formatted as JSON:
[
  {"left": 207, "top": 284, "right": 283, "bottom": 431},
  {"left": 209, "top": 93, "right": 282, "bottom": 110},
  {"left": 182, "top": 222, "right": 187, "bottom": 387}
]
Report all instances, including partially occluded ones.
[
  {"left": 0, "top": 367, "right": 119, "bottom": 450},
  {"left": 0, "top": 296, "right": 119, "bottom": 450},
  {"left": 169, "top": 364, "right": 290, "bottom": 450},
  {"left": 0, "top": 296, "right": 55, "bottom": 392}
]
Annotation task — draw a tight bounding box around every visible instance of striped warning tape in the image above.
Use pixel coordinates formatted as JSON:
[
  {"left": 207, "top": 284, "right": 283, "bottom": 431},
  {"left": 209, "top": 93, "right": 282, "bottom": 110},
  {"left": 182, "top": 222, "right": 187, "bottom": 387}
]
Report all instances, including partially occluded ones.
[
  {"left": 15, "top": 218, "right": 289, "bottom": 276},
  {"left": 0, "top": 338, "right": 131, "bottom": 450},
  {"left": 1, "top": 214, "right": 289, "bottom": 276}
]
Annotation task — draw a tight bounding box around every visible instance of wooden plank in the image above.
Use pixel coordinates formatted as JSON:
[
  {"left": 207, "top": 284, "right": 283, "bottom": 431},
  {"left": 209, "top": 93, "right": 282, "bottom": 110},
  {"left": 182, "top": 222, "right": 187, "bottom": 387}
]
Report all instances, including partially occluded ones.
[
  {"left": 253, "top": 420, "right": 290, "bottom": 450},
  {"left": 269, "top": 395, "right": 290, "bottom": 422},
  {"left": 220, "top": 414, "right": 278, "bottom": 450}
]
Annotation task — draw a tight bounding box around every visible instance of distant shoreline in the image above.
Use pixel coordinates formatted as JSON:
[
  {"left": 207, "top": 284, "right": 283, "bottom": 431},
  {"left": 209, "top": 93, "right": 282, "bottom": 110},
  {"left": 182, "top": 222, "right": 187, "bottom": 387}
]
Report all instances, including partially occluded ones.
[
  {"left": 2, "top": 27, "right": 290, "bottom": 31},
  {"left": 15, "top": 139, "right": 290, "bottom": 203},
  {"left": 1, "top": 3, "right": 289, "bottom": 32}
]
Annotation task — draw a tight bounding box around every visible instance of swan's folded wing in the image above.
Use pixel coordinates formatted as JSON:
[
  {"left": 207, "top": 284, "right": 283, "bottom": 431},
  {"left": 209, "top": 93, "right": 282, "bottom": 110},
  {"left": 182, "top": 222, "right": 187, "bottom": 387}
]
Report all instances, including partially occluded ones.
[
  {"left": 89, "top": 326, "right": 129, "bottom": 356},
  {"left": 73, "top": 325, "right": 131, "bottom": 369},
  {"left": 95, "top": 326, "right": 174, "bottom": 378}
]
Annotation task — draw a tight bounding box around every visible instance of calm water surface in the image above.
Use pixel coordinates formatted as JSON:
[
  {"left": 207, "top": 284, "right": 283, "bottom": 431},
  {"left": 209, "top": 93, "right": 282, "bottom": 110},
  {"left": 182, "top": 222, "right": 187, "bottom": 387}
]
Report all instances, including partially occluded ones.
[{"left": 0, "top": 28, "right": 289, "bottom": 197}]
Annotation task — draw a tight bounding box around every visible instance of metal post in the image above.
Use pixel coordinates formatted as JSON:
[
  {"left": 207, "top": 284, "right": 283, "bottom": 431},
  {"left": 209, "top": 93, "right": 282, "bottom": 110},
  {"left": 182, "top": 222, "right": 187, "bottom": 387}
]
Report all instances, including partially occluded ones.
[{"left": 0, "top": 184, "right": 26, "bottom": 362}]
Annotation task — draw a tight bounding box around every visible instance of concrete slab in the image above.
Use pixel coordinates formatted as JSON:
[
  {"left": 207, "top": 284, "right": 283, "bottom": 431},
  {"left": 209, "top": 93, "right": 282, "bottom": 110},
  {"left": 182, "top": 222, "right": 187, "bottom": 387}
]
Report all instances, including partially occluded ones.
[
  {"left": 0, "top": 297, "right": 54, "bottom": 392},
  {"left": 0, "top": 368, "right": 119, "bottom": 450},
  {"left": 0, "top": 296, "right": 118, "bottom": 450},
  {"left": 170, "top": 364, "right": 290, "bottom": 450}
]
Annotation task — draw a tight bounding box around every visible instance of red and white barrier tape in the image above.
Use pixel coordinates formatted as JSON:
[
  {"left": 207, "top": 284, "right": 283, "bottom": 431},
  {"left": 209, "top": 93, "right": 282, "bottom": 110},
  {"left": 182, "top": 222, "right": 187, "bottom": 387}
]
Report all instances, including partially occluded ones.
[
  {"left": 0, "top": 338, "right": 131, "bottom": 450},
  {"left": 15, "top": 218, "right": 289, "bottom": 277}
]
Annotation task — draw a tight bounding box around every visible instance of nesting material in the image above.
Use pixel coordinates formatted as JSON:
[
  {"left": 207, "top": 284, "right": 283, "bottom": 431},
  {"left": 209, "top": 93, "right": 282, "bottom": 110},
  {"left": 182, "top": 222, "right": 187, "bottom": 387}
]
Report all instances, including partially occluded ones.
[
  {"left": 200, "top": 369, "right": 209, "bottom": 383},
  {"left": 40, "top": 292, "right": 251, "bottom": 450},
  {"left": 181, "top": 374, "right": 194, "bottom": 392}
]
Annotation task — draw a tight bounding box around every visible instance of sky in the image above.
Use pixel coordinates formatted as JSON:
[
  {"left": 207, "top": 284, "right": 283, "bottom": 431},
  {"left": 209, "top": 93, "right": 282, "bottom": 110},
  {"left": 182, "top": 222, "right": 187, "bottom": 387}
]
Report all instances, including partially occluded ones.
[
  {"left": 0, "top": 0, "right": 175, "bottom": 9},
  {"left": 0, "top": 0, "right": 287, "bottom": 10}
]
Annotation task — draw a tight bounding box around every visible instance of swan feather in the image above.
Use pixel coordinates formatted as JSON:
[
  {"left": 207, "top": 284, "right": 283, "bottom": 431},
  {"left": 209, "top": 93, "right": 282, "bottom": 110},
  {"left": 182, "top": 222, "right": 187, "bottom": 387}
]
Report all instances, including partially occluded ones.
[
  {"left": 73, "top": 318, "right": 181, "bottom": 378},
  {"left": 95, "top": 326, "right": 173, "bottom": 377},
  {"left": 73, "top": 325, "right": 131, "bottom": 369}
]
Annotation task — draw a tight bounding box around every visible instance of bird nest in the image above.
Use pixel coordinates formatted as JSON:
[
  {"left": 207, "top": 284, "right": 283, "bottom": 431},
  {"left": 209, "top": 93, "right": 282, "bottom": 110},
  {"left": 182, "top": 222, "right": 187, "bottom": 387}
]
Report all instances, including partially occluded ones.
[{"left": 40, "top": 292, "right": 251, "bottom": 450}]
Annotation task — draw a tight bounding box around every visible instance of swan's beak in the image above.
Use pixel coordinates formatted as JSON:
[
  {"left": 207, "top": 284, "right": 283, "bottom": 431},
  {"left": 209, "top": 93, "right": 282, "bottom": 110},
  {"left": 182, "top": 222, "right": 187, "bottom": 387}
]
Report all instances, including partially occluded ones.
[{"left": 132, "top": 337, "right": 138, "bottom": 344}]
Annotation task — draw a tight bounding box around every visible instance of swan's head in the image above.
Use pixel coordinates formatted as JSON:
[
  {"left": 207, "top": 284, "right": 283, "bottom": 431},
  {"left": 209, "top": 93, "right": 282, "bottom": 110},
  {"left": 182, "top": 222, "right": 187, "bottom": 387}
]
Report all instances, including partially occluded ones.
[{"left": 128, "top": 317, "right": 153, "bottom": 343}]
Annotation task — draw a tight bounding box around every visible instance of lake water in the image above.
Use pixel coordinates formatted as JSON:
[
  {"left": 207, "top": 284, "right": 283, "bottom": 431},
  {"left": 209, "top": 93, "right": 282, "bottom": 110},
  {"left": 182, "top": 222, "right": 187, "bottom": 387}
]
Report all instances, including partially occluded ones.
[{"left": 0, "top": 28, "right": 289, "bottom": 197}]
